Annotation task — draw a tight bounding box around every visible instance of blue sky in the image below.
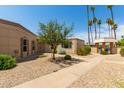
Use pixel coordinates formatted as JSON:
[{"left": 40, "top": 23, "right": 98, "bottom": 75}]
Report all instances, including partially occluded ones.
[{"left": 0, "top": 5, "right": 124, "bottom": 42}]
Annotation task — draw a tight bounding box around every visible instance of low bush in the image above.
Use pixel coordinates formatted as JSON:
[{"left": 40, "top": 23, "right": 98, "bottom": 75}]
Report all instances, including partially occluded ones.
[
  {"left": 101, "top": 50, "right": 107, "bottom": 55},
  {"left": 85, "top": 45, "right": 91, "bottom": 54},
  {"left": 64, "top": 55, "right": 71, "bottom": 60},
  {"left": 120, "top": 47, "right": 124, "bottom": 56},
  {"left": 58, "top": 49, "right": 66, "bottom": 55},
  {"left": 77, "top": 46, "right": 91, "bottom": 56},
  {"left": 0, "top": 54, "right": 16, "bottom": 70}
]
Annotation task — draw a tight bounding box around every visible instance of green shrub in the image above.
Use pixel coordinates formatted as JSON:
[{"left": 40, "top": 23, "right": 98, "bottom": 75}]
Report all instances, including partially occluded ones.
[
  {"left": 120, "top": 47, "right": 124, "bottom": 56},
  {"left": 84, "top": 45, "right": 91, "bottom": 54},
  {"left": 58, "top": 49, "right": 66, "bottom": 55},
  {"left": 0, "top": 54, "right": 16, "bottom": 70},
  {"left": 64, "top": 55, "right": 71, "bottom": 60},
  {"left": 101, "top": 50, "right": 107, "bottom": 55},
  {"left": 77, "top": 48, "right": 86, "bottom": 55},
  {"left": 77, "top": 46, "right": 91, "bottom": 56}
]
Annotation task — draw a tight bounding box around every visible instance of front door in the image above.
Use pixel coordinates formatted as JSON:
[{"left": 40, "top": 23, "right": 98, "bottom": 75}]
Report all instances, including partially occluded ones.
[
  {"left": 20, "top": 38, "right": 29, "bottom": 58},
  {"left": 31, "top": 40, "right": 35, "bottom": 55}
]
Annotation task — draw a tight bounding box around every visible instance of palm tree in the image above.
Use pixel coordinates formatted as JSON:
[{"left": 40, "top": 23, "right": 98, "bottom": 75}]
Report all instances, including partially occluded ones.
[
  {"left": 109, "top": 19, "right": 114, "bottom": 38},
  {"left": 86, "top": 5, "right": 91, "bottom": 45},
  {"left": 112, "top": 23, "right": 117, "bottom": 39},
  {"left": 91, "top": 6, "right": 95, "bottom": 17},
  {"left": 88, "top": 20, "right": 93, "bottom": 45},
  {"left": 107, "top": 5, "right": 116, "bottom": 39},
  {"left": 97, "top": 19, "right": 102, "bottom": 39},
  {"left": 106, "top": 18, "right": 111, "bottom": 37},
  {"left": 107, "top": 5, "right": 114, "bottom": 21},
  {"left": 91, "top": 6, "right": 97, "bottom": 39}
]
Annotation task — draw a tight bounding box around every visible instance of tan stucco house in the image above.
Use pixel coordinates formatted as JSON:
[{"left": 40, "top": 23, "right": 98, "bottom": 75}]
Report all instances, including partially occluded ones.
[
  {"left": 0, "top": 19, "right": 38, "bottom": 59},
  {"left": 38, "top": 38, "right": 85, "bottom": 54},
  {"left": 57, "top": 38, "right": 85, "bottom": 54}
]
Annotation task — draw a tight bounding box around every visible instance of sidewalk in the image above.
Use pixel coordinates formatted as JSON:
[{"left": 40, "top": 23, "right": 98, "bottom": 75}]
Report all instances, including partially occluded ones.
[{"left": 14, "top": 55, "right": 103, "bottom": 88}]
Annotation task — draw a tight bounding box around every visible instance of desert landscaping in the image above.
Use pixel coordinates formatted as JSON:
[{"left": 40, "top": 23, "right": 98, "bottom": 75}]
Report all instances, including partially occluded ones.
[{"left": 0, "top": 53, "right": 84, "bottom": 88}]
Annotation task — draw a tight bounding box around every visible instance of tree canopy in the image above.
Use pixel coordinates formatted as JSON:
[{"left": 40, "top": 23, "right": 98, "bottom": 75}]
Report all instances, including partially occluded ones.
[{"left": 38, "top": 20, "right": 73, "bottom": 59}]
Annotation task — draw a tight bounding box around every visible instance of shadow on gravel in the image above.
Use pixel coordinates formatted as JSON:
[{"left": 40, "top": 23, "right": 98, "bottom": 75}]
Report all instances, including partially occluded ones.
[
  {"left": 17, "top": 55, "right": 39, "bottom": 63},
  {"left": 49, "top": 57, "right": 87, "bottom": 69}
]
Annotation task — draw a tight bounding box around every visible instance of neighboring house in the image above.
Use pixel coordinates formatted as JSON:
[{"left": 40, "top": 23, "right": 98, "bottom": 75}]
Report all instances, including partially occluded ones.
[
  {"left": 58, "top": 38, "right": 85, "bottom": 54},
  {"left": 0, "top": 19, "right": 37, "bottom": 59},
  {"left": 38, "top": 38, "right": 85, "bottom": 54}
]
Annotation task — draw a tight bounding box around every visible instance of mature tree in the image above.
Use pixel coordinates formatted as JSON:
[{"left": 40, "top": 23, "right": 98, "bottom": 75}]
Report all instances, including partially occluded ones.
[
  {"left": 90, "top": 6, "right": 95, "bottom": 17},
  {"left": 112, "top": 23, "right": 117, "bottom": 39},
  {"left": 109, "top": 19, "right": 114, "bottom": 37},
  {"left": 38, "top": 20, "right": 73, "bottom": 59},
  {"left": 88, "top": 20, "right": 93, "bottom": 45},
  {"left": 106, "top": 18, "right": 111, "bottom": 37},
  {"left": 97, "top": 19, "right": 102, "bottom": 39},
  {"left": 107, "top": 5, "right": 114, "bottom": 21},
  {"left": 91, "top": 6, "right": 97, "bottom": 39},
  {"left": 107, "top": 5, "right": 116, "bottom": 39},
  {"left": 86, "top": 5, "right": 91, "bottom": 45}
]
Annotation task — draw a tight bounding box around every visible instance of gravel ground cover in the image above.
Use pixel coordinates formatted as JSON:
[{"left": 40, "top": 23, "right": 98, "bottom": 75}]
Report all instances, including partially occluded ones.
[
  {"left": 70, "top": 62, "right": 124, "bottom": 88},
  {"left": 0, "top": 56, "right": 62, "bottom": 88},
  {"left": 0, "top": 54, "right": 83, "bottom": 88}
]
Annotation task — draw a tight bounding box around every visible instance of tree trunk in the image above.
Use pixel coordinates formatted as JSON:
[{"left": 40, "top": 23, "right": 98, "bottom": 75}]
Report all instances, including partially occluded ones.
[
  {"left": 99, "top": 25, "right": 100, "bottom": 39},
  {"left": 114, "top": 29, "right": 116, "bottom": 39},
  {"left": 111, "top": 8, "right": 116, "bottom": 39},
  {"left": 94, "top": 23, "right": 97, "bottom": 39},
  {"left": 111, "top": 26, "right": 113, "bottom": 38},
  {"left": 51, "top": 46, "right": 57, "bottom": 60},
  {"left": 86, "top": 6, "right": 91, "bottom": 45},
  {"left": 92, "top": 10, "right": 97, "bottom": 39},
  {"left": 111, "top": 8, "right": 114, "bottom": 21},
  {"left": 90, "top": 26, "right": 93, "bottom": 45},
  {"left": 109, "top": 25, "right": 111, "bottom": 37},
  {"left": 52, "top": 52, "right": 55, "bottom": 60}
]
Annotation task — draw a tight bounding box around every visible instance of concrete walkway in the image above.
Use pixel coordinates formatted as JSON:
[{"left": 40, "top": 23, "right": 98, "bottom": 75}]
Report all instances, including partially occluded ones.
[{"left": 14, "top": 55, "right": 104, "bottom": 88}]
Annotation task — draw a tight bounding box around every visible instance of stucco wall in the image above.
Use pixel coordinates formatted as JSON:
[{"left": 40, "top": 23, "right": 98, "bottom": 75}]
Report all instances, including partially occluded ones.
[
  {"left": 57, "top": 39, "right": 85, "bottom": 54},
  {"left": 0, "top": 23, "right": 37, "bottom": 59}
]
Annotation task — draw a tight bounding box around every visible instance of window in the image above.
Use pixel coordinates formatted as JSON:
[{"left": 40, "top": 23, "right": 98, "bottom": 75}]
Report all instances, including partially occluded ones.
[
  {"left": 23, "top": 39, "right": 28, "bottom": 52},
  {"left": 62, "top": 42, "right": 72, "bottom": 48}
]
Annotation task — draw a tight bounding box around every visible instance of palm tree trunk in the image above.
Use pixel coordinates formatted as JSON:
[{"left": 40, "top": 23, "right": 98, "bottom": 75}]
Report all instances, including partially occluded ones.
[
  {"left": 99, "top": 25, "right": 100, "bottom": 39},
  {"left": 111, "top": 26, "right": 113, "bottom": 38},
  {"left": 86, "top": 6, "right": 91, "bottom": 45},
  {"left": 111, "top": 8, "right": 116, "bottom": 39},
  {"left": 108, "top": 25, "right": 110, "bottom": 37},
  {"left": 94, "top": 23, "right": 97, "bottom": 39},
  {"left": 110, "top": 8, "right": 114, "bottom": 21},
  {"left": 92, "top": 11, "right": 97, "bottom": 39},
  {"left": 90, "top": 26, "right": 93, "bottom": 45},
  {"left": 114, "top": 29, "right": 116, "bottom": 39}
]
